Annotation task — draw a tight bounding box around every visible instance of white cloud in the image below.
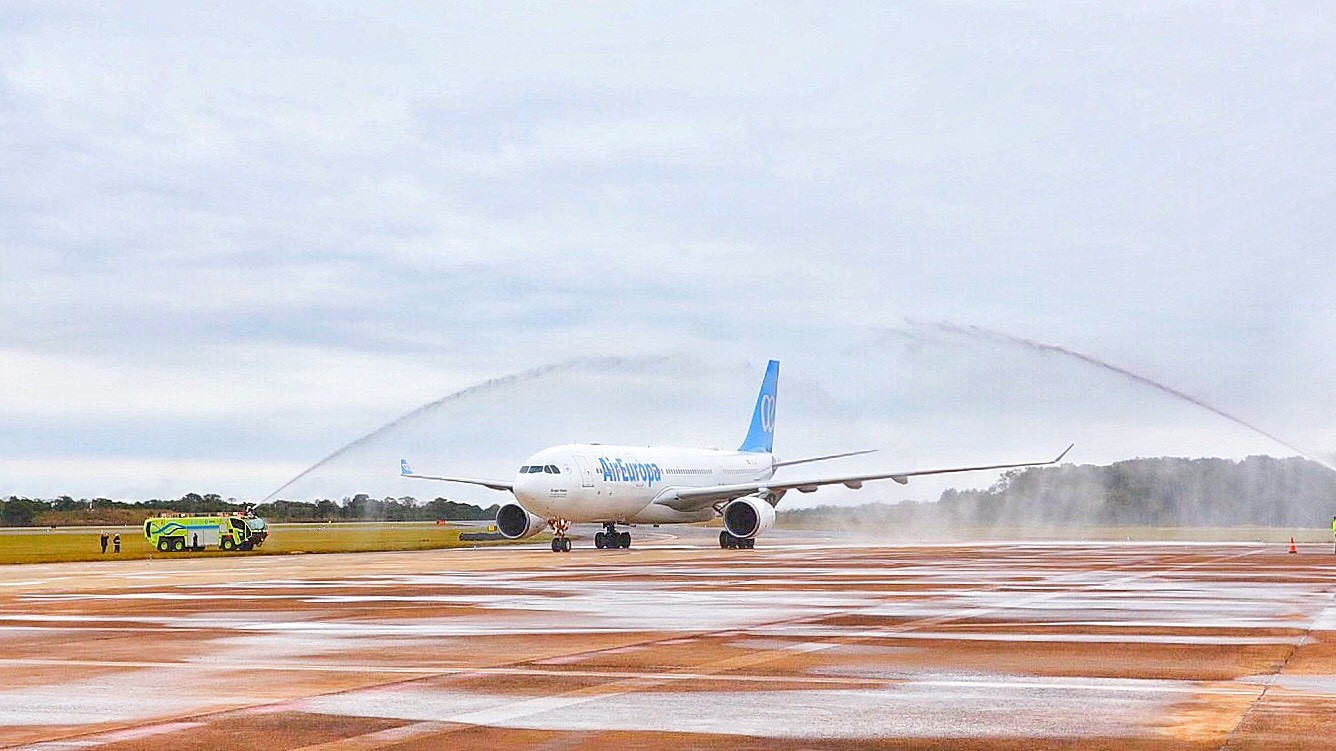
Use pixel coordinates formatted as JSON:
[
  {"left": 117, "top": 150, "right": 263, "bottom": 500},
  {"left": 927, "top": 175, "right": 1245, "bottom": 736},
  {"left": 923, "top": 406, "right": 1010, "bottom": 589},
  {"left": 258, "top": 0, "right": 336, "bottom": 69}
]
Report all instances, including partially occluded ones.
[
  {"left": 2, "top": 2, "right": 1335, "bottom": 500},
  {"left": 0, "top": 455, "right": 304, "bottom": 501}
]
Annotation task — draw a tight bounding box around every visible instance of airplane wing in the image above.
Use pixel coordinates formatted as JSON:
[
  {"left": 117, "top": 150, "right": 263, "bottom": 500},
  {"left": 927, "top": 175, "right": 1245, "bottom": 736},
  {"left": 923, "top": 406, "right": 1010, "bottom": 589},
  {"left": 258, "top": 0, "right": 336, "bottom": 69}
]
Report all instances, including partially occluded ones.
[
  {"left": 399, "top": 459, "right": 513, "bottom": 492},
  {"left": 653, "top": 444, "right": 1073, "bottom": 512}
]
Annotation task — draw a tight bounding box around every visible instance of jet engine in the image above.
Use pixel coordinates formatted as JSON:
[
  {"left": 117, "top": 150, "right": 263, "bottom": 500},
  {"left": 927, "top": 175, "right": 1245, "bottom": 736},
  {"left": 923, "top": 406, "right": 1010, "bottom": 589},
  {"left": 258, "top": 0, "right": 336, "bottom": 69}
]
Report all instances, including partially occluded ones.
[
  {"left": 722, "top": 496, "right": 776, "bottom": 539},
  {"left": 495, "top": 503, "right": 546, "bottom": 539}
]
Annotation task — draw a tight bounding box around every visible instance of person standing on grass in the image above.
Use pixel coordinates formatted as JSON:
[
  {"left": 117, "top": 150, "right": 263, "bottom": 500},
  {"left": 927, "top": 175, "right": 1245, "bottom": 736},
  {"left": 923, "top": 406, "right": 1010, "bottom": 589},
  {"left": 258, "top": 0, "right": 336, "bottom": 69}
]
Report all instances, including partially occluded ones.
[
  {"left": 112, "top": 533, "right": 120, "bottom": 554},
  {"left": 99, "top": 530, "right": 108, "bottom": 554}
]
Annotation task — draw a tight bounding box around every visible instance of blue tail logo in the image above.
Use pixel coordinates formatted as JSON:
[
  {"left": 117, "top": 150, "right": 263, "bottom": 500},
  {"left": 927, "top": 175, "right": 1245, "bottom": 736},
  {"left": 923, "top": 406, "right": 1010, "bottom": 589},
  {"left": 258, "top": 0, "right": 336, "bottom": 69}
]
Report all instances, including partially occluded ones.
[{"left": 739, "top": 360, "right": 779, "bottom": 453}]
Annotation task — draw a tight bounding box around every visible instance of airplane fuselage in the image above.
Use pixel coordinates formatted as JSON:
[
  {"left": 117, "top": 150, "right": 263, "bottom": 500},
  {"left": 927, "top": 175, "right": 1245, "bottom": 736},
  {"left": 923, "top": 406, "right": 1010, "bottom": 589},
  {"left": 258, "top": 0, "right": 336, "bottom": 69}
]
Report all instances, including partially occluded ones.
[{"left": 512, "top": 443, "right": 775, "bottom": 524}]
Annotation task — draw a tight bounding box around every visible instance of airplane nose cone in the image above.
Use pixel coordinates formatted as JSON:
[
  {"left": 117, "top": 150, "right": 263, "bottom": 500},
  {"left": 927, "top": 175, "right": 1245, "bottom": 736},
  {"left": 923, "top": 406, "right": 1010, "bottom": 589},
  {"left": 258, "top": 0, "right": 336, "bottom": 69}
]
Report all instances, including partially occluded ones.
[
  {"left": 513, "top": 474, "right": 556, "bottom": 516},
  {"left": 513, "top": 474, "right": 544, "bottom": 503}
]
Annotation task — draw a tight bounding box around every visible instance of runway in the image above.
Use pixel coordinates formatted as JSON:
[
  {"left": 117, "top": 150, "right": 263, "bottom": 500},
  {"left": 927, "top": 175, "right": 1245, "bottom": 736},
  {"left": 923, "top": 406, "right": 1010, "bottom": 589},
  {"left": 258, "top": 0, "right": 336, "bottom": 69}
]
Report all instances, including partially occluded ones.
[{"left": 2, "top": 528, "right": 1335, "bottom": 749}]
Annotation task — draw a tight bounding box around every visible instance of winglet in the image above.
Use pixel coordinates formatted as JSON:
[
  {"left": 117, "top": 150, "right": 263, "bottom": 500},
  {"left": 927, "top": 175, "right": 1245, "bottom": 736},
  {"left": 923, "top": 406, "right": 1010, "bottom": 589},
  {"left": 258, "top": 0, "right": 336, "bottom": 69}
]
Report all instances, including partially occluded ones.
[
  {"left": 1053, "top": 443, "right": 1074, "bottom": 463},
  {"left": 400, "top": 459, "right": 413, "bottom": 476}
]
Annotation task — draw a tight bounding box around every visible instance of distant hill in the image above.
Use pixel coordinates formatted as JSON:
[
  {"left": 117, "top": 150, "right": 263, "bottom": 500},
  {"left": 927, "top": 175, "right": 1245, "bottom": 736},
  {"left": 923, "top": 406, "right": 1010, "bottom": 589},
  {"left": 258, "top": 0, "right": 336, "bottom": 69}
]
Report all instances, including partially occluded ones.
[
  {"left": 0, "top": 494, "right": 497, "bottom": 527},
  {"left": 780, "top": 456, "right": 1336, "bottom": 530}
]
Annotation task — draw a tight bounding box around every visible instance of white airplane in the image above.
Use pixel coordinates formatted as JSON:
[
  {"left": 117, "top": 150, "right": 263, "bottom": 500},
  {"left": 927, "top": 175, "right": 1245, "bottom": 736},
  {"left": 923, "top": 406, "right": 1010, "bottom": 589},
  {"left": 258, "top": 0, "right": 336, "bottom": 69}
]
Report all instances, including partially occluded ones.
[{"left": 401, "top": 360, "right": 1071, "bottom": 552}]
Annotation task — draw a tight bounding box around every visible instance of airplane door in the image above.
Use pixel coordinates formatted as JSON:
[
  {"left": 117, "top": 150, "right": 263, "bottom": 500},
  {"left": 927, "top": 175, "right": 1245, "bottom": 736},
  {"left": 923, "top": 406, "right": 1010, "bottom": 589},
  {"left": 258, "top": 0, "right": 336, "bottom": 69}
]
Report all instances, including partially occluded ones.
[{"left": 573, "top": 455, "right": 595, "bottom": 488}]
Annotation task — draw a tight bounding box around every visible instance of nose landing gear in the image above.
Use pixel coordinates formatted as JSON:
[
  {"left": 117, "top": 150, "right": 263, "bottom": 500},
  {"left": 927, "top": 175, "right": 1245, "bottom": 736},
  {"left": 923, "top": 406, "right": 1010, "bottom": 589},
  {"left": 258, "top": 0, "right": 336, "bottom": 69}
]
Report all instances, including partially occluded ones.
[
  {"left": 595, "top": 522, "right": 631, "bottom": 550},
  {"left": 548, "top": 518, "right": 572, "bottom": 553}
]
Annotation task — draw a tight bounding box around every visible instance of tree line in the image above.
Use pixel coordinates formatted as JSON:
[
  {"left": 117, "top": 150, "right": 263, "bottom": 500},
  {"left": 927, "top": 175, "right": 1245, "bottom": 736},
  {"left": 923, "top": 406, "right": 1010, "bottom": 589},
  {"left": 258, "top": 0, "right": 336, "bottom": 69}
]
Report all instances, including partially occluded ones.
[
  {"left": 0, "top": 493, "right": 499, "bottom": 527},
  {"left": 781, "top": 455, "right": 1336, "bottom": 530},
  {"left": 9, "top": 455, "right": 1336, "bottom": 529}
]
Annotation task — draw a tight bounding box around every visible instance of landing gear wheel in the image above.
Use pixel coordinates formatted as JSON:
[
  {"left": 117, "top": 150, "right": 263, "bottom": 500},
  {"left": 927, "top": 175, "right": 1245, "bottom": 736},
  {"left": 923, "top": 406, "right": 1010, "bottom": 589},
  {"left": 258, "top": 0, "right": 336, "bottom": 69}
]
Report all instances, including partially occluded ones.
[
  {"left": 599, "top": 523, "right": 625, "bottom": 551},
  {"left": 718, "top": 532, "right": 752, "bottom": 550},
  {"left": 551, "top": 538, "right": 562, "bottom": 553},
  {"left": 561, "top": 537, "right": 572, "bottom": 553}
]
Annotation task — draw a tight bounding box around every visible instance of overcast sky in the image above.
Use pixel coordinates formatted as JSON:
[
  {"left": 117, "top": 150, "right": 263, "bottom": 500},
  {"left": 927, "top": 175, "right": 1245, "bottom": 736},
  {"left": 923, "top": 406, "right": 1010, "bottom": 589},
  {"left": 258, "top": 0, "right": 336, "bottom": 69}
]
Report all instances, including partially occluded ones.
[{"left": 3, "top": 2, "right": 1335, "bottom": 504}]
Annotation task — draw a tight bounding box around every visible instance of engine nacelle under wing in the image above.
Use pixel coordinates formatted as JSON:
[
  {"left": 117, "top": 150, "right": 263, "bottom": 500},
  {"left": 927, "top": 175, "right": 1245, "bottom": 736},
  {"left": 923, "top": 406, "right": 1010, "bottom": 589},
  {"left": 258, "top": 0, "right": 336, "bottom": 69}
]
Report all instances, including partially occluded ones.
[
  {"left": 495, "top": 502, "right": 546, "bottom": 539},
  {"left": 722, "top": 496, "right": 776, "bottom": 539}
]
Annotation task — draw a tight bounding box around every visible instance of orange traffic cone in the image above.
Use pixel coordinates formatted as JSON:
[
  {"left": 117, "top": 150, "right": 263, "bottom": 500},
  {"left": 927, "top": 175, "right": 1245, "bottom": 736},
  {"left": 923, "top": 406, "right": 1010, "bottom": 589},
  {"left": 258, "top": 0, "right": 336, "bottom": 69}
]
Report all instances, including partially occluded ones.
[{"left": 1289, "top": 537, "right": 1298, "bottom": 554}]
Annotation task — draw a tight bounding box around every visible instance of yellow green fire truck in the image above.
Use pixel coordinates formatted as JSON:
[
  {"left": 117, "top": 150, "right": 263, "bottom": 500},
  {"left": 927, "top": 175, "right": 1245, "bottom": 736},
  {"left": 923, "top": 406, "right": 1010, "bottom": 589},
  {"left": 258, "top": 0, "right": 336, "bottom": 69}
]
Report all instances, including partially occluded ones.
[{"left": 143, "top": 512, "right": 269, "bottom": 552}]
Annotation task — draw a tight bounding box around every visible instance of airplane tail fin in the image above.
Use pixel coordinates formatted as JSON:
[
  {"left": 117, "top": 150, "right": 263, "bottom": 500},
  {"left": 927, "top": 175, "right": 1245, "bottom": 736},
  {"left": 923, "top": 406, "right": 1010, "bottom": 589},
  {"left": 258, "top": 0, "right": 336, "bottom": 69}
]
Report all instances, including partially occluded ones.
[{"left": 739, "top": 360, "right": 779, "bottom": 453}]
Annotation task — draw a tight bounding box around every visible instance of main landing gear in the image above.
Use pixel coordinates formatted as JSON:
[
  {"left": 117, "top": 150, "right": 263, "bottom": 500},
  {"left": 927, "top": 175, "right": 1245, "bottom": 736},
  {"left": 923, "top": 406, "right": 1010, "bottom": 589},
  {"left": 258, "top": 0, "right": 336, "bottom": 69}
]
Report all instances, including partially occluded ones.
[
  {"left": 550, "top": 537, "right": 572, "bottom": 553},
  {"left": 719, "top": 530, "right": 754, "bottom": 549},
  {"left": 595, "top": 522, "right": 631, "bottom": 550}
]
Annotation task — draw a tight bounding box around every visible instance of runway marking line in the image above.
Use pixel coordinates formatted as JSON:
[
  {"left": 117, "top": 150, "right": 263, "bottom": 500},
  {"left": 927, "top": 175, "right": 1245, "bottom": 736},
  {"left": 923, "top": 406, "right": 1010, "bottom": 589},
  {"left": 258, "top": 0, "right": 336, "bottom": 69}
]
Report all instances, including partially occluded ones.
[
  {"left": 1216, "top": 588, "right": 1336, "bottom": 751},
  {"left": 0, "top": 658, "right": 1285, "bottom": 697},
  {"left": 4, "top": 721, "right": 202, "bottom": 751}
]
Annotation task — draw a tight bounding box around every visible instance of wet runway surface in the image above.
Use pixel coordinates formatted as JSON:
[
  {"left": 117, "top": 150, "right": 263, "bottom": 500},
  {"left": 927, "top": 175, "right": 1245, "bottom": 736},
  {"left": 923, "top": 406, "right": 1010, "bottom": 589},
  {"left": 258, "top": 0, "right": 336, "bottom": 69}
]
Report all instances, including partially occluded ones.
[{"left": 2, "top": 529, "right": 1336, "bottom": 749}]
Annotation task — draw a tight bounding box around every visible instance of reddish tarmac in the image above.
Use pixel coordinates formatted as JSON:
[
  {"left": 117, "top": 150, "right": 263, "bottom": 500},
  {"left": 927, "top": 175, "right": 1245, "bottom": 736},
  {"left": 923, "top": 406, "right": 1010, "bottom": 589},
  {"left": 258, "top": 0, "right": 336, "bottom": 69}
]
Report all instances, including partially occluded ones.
[{"left": 2, "top": 529, "right": 1335, "bottom": 749}]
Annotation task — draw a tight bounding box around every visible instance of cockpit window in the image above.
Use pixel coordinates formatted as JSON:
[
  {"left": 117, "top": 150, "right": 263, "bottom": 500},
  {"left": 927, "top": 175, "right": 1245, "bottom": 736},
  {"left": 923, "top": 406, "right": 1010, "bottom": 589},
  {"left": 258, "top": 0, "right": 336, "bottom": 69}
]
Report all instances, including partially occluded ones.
[
  {"left": 545, "top": 465, "right": 559, "bottom": 474},
  {"left": 520, "top": 465, "right": 548, "bottom": 474}
]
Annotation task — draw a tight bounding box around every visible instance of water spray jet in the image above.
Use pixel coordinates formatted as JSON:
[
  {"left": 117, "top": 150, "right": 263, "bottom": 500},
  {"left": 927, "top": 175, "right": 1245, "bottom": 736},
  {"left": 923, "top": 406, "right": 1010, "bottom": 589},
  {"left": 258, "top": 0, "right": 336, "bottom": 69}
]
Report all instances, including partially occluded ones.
[
  {"left": 261, "top": 357, "right": 660, "bottom": 503},
  {"left": 916, "top": 319, "right": 1336, "bottom": 474}
]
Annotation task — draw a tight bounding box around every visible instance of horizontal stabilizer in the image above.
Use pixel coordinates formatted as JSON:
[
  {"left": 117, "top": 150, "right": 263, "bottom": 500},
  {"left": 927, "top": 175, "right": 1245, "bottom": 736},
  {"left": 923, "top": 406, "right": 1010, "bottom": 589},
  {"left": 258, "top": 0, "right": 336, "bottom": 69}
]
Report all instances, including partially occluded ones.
[{"left": 773, "top": 449, "right": 877, "bottom": 469}]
